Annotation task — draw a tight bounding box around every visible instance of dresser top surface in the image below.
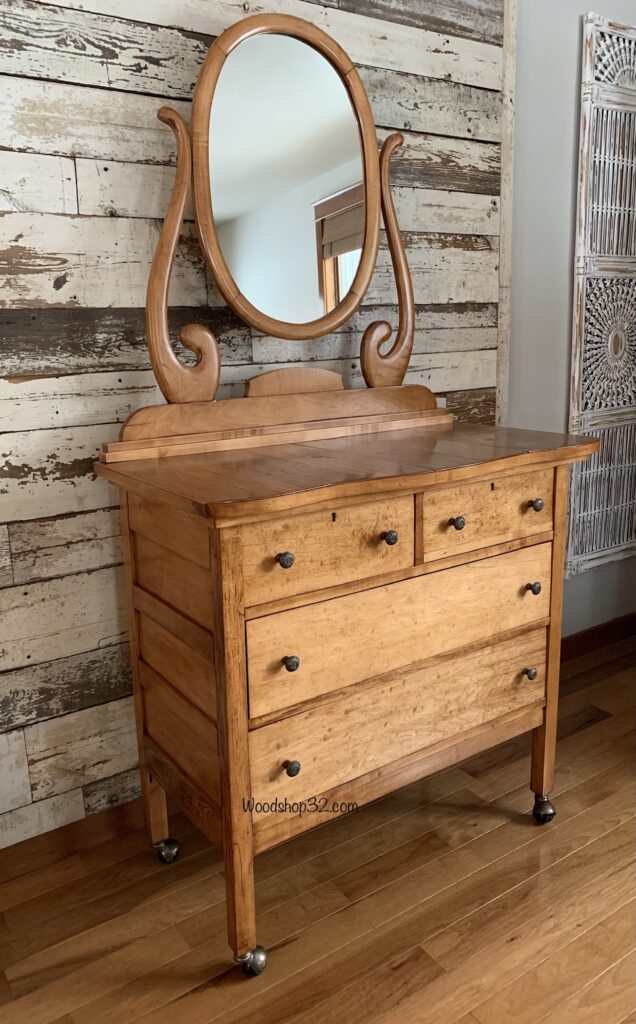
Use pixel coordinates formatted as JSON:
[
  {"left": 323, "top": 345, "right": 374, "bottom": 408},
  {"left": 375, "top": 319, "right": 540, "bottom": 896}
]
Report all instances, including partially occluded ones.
[{"left": 96, "top": 421, "right": 597, "bottom": 521}]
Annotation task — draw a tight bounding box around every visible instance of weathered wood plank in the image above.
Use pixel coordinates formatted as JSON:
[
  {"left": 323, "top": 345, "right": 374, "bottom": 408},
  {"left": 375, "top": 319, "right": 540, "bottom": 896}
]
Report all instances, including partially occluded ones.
[
  {"left": 337, "top": 0, "right": 504, "bottom": 46},
  {"left": 0, "top": 0, "right": 210, "bottom": 100},
  {"left": 252, "top": 326, "right": 497, "bottom": 365},
  {"left": 39, "top": 0, "right": 503, "bottom": 89},
  {"left": 0, "top": 213, "right": 205, "bottom": 308},
  {"left": 0, "top": 78, "right": 190, "bottom": 162},
  {"left": 0, "top": 307, "right": 251, "bottom": 376},
  {"left": 0, "top": 526, "right": 12, "bottom": 588},
  {"left": 441, "top": 386, "right": 497, "bottom": 423},
  {"left": 0, "top": 424, "right": 121, "bottom": 523},
  {"left": 75, "top": 159, "right": 195, "bottom": 220},
  {"left": 8, "top": 509, "right": 122, "bottom": 585},
  {"left": 24, "top": 697, "right": 137, "bottom": 801},
  {"left": 82, "top": 768, "right": 140, "bottom": 816},
  {"left": 0, "top": 642, "right": 132, "bottom": 733},
  {"left": 0, "top": 730, "right": 30, "bottom": 814},
  {"left": 0, "top": 567, "right": 127, "bottom": 672},
  {"left": 0, "top": 790, "right": 84, "bottom": 851},
  {"left": 368, "top": 233, "right": 499, "bottom": 305},
  {"left": 362, "top": 66, "right": 501, "bottom": 143},
  {"left": 382, "top": 130, "right": 501, "bottom": 195},
  {"left": 0, "top": 152, "right": 77, "bottom": 214},
  {"left": 0, "top": 372, "right": 160, "bottom": 431}
]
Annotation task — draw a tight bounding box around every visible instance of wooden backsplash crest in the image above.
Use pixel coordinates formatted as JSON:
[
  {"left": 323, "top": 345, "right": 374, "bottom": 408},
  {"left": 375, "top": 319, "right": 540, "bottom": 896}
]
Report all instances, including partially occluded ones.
[{"left": 0, "top": 0, "right": 508, "bottom": 848}]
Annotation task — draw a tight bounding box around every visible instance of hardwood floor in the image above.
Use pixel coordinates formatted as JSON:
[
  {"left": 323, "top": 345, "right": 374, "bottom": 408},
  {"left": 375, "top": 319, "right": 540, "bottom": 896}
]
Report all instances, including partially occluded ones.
[{"left": 0, "top": 637, "right": 634, "bottom": 1024}]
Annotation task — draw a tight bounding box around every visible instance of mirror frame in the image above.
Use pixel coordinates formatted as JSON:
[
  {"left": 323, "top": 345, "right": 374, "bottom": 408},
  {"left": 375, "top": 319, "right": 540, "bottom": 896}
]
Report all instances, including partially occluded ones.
[{"left": 191, "top": 13, "right": 381, "bottom": 341}]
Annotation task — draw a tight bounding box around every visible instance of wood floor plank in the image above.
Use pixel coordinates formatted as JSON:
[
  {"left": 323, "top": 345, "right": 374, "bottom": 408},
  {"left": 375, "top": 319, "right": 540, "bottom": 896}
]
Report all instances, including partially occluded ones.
[
  {"left": 472, "top": 899, "right": 636, "bottom": 1024},
  {"left": 369, "top": 859, "right": 636, "bottom": 1024},
  {"left": 537, "top": 950, "right": 636, "bottom": 1024}
]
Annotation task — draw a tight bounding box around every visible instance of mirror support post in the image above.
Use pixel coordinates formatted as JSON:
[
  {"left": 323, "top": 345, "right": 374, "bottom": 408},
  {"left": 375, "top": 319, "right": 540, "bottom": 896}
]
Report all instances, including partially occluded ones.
[
  {"left": 360, "top": 133, "right": 415, "bottom": 388},
  {"left": 145, "top": 107, "right": 221, "bottom": 404}
]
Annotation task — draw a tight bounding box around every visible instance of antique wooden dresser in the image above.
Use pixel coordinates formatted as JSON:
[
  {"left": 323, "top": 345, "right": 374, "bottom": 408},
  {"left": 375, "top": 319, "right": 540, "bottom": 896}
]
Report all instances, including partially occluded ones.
[{"left": 95, "top": 13, "right": 598, "bottom": 975}]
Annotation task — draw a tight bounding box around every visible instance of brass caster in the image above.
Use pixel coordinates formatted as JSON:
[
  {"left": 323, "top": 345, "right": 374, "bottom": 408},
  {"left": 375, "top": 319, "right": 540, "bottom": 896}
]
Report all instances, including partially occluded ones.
[
  {"left": 532, "top": 794, "right": 556, "bottom": 825},
  {"left": 235, "top": 944, "right": 268, "bottom": 977},
  {"left": 153, "top": 838, "right": 180, "bottom": 864}
]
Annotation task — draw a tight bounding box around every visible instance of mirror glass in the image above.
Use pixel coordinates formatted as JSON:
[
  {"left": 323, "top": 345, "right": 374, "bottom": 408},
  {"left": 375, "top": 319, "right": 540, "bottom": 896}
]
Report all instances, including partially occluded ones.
[{"left": 209, "top": 34, "right": 365, "bottom": 324}]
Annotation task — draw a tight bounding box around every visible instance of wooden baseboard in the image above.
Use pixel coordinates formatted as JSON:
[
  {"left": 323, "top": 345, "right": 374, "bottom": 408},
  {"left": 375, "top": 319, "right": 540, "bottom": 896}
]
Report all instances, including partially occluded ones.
[{"left": 561, "top": 611, "right": 636, "bottom": 662}]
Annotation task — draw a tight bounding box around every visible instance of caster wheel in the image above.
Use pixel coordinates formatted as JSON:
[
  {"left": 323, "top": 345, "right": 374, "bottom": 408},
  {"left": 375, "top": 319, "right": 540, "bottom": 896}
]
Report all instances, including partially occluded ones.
[
  {"left": 532, "top": 794, "right": 556, "bottom": 825},
  {"left": 153, "top": 838, "right": 180, "bottom": 864},
  {"left": 235, "top": 945, "right": 267, "bottom": 977}
]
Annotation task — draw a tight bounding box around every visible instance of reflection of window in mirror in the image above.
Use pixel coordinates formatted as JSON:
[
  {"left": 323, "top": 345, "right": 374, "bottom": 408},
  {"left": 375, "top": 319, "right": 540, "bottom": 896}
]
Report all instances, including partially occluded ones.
[{"left": 314, "top": 184, "right": 364, "bottom": 313}]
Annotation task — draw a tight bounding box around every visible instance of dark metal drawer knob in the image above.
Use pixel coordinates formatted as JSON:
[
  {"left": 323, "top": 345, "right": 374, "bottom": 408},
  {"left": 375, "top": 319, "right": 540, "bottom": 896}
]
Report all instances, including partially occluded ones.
[
  {"left": 283, "top": 759, "right": 301, "bottom": 777},
  {"left": 526, "top": 581, "right": 542, "bottom": 596},
  {"left": 381, "top": 530, "right": 399, "bottom": 546},
  {"left": 527, "top": 498, "right": 544, "bottom": 512},
  {"left": 522, "top": 666, "right": 539, "bottom": 681},
  {"left": 282, "top": 655, "right": 300, "bottom": 672},
  {"left": 448, "top": 516, "right": 466, "bottom": 531},
  {"left": 276, "top": 551, "right": 295, "bottom": 569}
]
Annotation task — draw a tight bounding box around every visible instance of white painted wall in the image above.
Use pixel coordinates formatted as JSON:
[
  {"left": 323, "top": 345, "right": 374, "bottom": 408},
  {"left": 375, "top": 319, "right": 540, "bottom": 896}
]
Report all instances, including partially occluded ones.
[
  {"left": 509, "top": 0, "right": 636, "bottom": 636},
  {"left": 218, "top": 158, "right": 361, "bottom": 323}
]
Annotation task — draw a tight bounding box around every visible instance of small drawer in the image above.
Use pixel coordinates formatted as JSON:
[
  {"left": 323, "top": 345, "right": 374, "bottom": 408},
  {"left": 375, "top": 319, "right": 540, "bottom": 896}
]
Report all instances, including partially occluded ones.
[
  {"left": 248, "top": 629, "right": 547, "bottom": 814},
  {"left": 239, "top": 496, "right": 414, "bottom": 605},
  {"left": 246, "top": 543, "right": 552, "bottom": 718},
  {"left": 419, "top": 468, "right": 554, "bottom": 562}
]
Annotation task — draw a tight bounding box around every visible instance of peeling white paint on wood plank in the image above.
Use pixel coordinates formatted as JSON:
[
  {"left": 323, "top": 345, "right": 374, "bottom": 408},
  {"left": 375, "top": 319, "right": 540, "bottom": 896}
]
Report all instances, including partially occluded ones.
[
  {"left": 0, "top": 566, "right": 127, "bottom": 672},
  {"left": 0, "top": 0, "right": 209, "bottom": 100},
  {"left": 252, "top": 327, "right": 497, "bottom": 364},
  {"left": 394, "top": 188, "right": 500, "bottom": 236},
  {"left": 368, "top": 234, "right": 500, "bottom": 305},
  {"left": 0, "top": 423, "right": 121, "bottom": 523},
  {"left": 1, "top": 78, "right": 190, "bottom": 162},
  {"left": 0, "top": 213, "right": 205, "bottom": 309},
  {"left": 83, "top": 767, "right": 140, "bottom": 815},
  {"left": 0, "top": 642, "right": 131, "bottom": 732},
  {"left": 76, "top": 159, "right": 194, "bottom": 220},
  {"left": 39, "top": 0, "right": 503, "bottom": 90},
  {"left": 0, "top": 788, "right": 84, "bottom": 850},
  {"left": 9, "top": 509, "right": 122, "bottom": 585},
  {"left": 0, "top": 525, "right": 12, "bottom": 587},
  {"left": 25, "top": 696, "right": 137, "bottom": 800},
  {"left": 0, "top": 730, "right": 31, "bottom": 814},
  {"left": 361, "top": 66, "right": 501, "bottom": 143},
  {"left": 0, "top": 372, "right": 162, "bottom": 431},
  {"left": 0, "top": 152, "right": 77, "bottom": 214}
]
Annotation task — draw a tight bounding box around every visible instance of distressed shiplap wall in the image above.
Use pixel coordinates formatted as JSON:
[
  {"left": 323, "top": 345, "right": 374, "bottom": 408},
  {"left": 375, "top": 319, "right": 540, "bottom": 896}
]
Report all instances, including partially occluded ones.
[{"left": 0, "top": 0, "right": 506, "bottom": 847}]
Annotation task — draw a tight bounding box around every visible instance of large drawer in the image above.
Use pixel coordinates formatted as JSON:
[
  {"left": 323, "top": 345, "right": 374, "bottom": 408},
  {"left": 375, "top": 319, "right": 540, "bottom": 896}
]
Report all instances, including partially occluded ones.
[
  {"left": 246, "top": 543, "right": 552, "bottom": 719},
  {"left": 249, "top": 629, "right": 547, "bottom": 813},
  {"left": 239, "top": 496, "right": 414, "bottom": 605},
  {"left": 419, "top": 467, "right": 553, "bottom": 562}
]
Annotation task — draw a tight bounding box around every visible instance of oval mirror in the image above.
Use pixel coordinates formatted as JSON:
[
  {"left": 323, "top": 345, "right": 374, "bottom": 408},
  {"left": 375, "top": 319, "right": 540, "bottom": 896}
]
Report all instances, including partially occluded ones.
[{"left": 192, "top": 16, "right": 380, "bottom": 340}]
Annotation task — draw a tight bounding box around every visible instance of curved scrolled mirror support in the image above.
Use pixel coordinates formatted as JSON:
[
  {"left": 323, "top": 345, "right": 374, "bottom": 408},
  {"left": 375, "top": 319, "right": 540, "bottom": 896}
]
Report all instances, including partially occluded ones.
[
  {"left": 360, "top": 133, "right": 415, "bottom": 389},
  {"left": 145, "top": 107, "right": 221, "bottom": 404}
]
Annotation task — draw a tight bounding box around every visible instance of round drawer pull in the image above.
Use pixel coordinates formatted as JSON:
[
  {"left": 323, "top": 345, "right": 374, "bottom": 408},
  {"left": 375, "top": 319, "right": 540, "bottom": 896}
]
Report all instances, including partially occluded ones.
[
  {"left": 526, "top": 581, "right": 542, "bottom": 596},
  {"left": 381, "top": 529, "right": 399, "bottom": 546},
  {"left": 522, "top": 666, "right": 539, "bottom": 681},
  {"left": 527, "top": 498, "right": 544, "bottom": 512},
  {"left": 276, "top": 551, "right": 295, "bottom": 569},
  {"left": 282, "top": 655, "right": 300, "bottom": 672},
  {"left": 448, "top": 516, "right": 466, "bottom": 531},
  {"left": 283, "top": 759, "right": 301, "bottom": 777}
]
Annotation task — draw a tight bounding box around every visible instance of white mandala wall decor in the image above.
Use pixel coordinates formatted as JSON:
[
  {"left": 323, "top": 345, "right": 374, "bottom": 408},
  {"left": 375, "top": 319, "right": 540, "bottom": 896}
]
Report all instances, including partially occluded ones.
[{"left": 568, "top": 15, "right": 636, "bottom": 577}]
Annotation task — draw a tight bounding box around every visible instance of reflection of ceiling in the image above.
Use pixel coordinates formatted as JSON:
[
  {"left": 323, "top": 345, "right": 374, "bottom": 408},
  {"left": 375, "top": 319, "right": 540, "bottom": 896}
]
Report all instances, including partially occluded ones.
[{"left": 209, "top": 34, "right": 363, "bottom": 223}]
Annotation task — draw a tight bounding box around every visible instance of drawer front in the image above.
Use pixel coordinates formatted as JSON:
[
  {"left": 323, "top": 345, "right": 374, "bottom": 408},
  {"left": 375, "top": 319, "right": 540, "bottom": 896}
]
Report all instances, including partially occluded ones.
[
  {"left": 247, "top": 543, "right": 552, "bottom": 718},
  {"left": 249, "top": 629, "right": 547, "bottom": 813},
  {"left": 420, "top": 468, "right": 554, "bottom": 562},
  {"left": 240, "top": 496, "right": 414, "bottom": 605}
]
